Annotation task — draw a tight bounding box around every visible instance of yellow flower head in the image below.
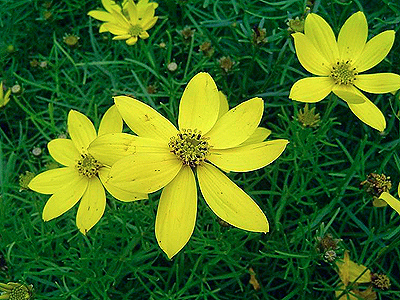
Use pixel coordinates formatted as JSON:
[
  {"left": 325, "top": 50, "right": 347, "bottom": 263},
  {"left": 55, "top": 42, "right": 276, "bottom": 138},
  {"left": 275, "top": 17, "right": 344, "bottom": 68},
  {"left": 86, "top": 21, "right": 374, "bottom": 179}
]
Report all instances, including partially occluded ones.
[
  {"left": 289, "top": 11, "right": 400, "bottom": 131},
  {"left": 28, "top": 106, "right": 147, "bottom": 234},
  {"left": 0, "top": 82, "right": 11, "bottom": 108},
  {"left": 89, "top": 73, "right": 289, "bottom": 258},
  {"left": 88, "top": 0, "right": 158, "bottom": 45}
]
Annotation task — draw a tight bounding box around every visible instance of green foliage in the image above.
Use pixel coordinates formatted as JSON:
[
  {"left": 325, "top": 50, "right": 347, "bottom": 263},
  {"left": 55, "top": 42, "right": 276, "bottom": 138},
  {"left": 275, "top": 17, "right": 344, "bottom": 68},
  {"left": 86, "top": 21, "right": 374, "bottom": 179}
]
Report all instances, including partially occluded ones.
[{"left": 1, "top": 0, "right": 400, "bottom": 299}]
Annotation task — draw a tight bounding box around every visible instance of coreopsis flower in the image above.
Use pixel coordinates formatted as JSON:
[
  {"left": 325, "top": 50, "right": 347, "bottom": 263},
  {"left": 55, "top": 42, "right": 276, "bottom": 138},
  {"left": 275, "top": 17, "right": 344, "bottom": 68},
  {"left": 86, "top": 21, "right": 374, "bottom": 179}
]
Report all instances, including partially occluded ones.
[
  {"left": 89, "top": 73, "right": 288, "bottom": 258},
  {"left": 0, "top": 82, "right": 11, "bottom": 108},
  {"left": 289, "top": 11, "right": 400, "bottom": 131},
  {"left": 28, "top": 106, "right": 147, "bottom": 234},
  {"left": 88, "top": 0, "right": 158, "bottom": 45},
  {"left": 0, "top": 282, "right": 33, "bottom": 300}
]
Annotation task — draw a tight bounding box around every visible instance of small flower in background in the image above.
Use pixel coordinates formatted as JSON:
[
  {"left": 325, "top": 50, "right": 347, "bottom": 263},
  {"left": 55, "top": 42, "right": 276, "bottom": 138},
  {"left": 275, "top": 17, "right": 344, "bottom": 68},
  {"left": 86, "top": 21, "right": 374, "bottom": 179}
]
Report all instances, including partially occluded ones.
[
  {"left": 88, "top": 0, "right": 158, "bottom": 46},
  {"left": 371, "top": 273, "right": 391, "bottom": 290},
  {"left": 252, "top": 25, "right": 267, "bottom": 45},
  {"left": 167, "top": 62, "right": 178, "bottom": 72},
  {"left": 315, "top": 233, "right": 342, "bottom": 262},
  {"left": 89, "top": 72, "right": 288, "bottom": 258},
  {"left": 159, "top": 42, "right": 166, "bottom": 49},
  {"left": 146, "top": 84, "right": 157, "bottom": 94},
  {"left": 19, "top": 171, "right": 36, "bottom": 192},
  {"left": 199, "top": 41, "right": 214, "bottom": 57},
  {"left": 11, "top": 84, "right": 22, "bottom": 95},
  {"left": 31, "top": 146, "right": 42, "bottom": 157},
  {"left": 39, "top": 61, "right": 48, "bottom": 69},
  {"left": 29, "top": 59, "right": 39, "bottom": 68},
  {"left": 297, "top": 104, "right": 320, "bottom": 128},
  {"left": 0, "top": 282, "right": 33, "bottom": 300},
  {"left": 63, "top": 33, "right": 80, "bottom": 48},
  {"left": 219, "top": 56, "right": 235, "bottom": 73},
  {"left": 28, "top": 106, "right": 147, "bottom": 234},
  {"left": 180, "top": 26, "right": 195, "bottom": 44},
  {"left": 360, "top": 173, "right": 392, "bottom": 207},
  {"left": 289, "top": 11, "right": 400, "bottom": 131},
  {"left": 248, "top": 267, "right": 261, "bottom": 291},
  {"left": 43, "top": 10, "right": 52, "bottom": 20},
  {"left": 0, "top": 82, "right": 11, "bottom": 108},
  {"left": 6, "top": 45, "right": 15, "bottom": 54},
  {"left": 287, "top": 16, "right": 305, "bottom": 33}
]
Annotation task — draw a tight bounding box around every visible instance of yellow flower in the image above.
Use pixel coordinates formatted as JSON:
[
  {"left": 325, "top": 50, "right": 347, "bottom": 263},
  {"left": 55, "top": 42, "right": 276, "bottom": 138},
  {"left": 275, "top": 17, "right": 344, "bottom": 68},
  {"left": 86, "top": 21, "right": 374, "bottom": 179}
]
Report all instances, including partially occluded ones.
[
  {"left": 88, "top": 0, "right": 158, "bottom": 45},
  {"left": 89, "top": 73, "right": 289, "bottom": 258},
  {"left": 28, "top": 106, "right": 147, "bottom": 234},
  {"left": 289, "top": 11, "right": 400, "bottom": 131},
  {"left": 379, "top": 187, "right": 400, "bottom": 217},
  {"left": 0, "top": 282, "right": 33, "bottom": 300},
  {"left": 0, "top": 82, "right": 11, "bottom": 108}
]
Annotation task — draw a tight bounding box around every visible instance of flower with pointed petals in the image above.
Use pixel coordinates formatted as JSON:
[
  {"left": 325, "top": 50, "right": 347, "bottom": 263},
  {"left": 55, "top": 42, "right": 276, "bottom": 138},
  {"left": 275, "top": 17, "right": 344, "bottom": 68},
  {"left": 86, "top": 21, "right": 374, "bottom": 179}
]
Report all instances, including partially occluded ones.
[
  {"left": 289, "top": 11, "right": 400, "bottom": 131},
  {"left": 28, "top": 106, "right": 147, "bottom": 234},
  {"left": 88, "top": 0, "right": 158, "bottom": 45},
  {"left": 89, "top": 72, "right": 288, "bottom": 258}
]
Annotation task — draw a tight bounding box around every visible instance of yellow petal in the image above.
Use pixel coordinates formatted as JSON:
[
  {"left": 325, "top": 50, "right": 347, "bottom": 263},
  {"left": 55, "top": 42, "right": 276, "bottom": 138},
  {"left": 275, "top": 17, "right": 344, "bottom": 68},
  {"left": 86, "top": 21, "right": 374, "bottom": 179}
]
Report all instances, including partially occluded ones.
[
  {"left": 380, "top": 192, "right": 400, "bottom": 216},
  {"left": 114, "top": 96, "right": 177, "bottom": 141},
  {"left": 334, "top": 87, "right": 386, "bottom": 131},
  {"left": 98, "top": 167, "right": 147, "bottom": 202},
  {"left": 112, "top": 34, "right": 132, "bottom": 40},
  {"left": 42, "top": 176, "right": 88, "bottom": 221},
  {"left": 87, "top": 10, "right": 114, "bottom": 22},
  {"left": 305, "top": 13, "right": 339, "bottom": 63},
  {"left": 355, "top": 30, "right": 395, "bottom": 73},
  {"left": 240, "top": 127, "right": 271, "bottom": 146},
  {"left": 48, "top": 139, "right": 79, "bottom": 166},
  {"left": 126, "top": 36, "right": 138, "bottom": 45},
  {"left": 331, "top": 85, "right": 365, "bottom": 104},
  {"left": 336, "top": 251, "right": 371, "bottom": 284},
  {"left": 109, "top": 152, "right": 182, "bottom": 194},
  {"left": 102, "top": 23, "right": 129, "bottom": 35},
  {"left": 218, "top": 91, "right": 230, "bottom": 118},
  {"left": 197, "top": 163, "right": 269, "bottom": 232},
  {"left": 337, "top": 11, "right": 367, "bottom": 62},
  {"left": 125, "top": 0, "right": 138, "bottom": 21},
  {"left": 68, "top": 110, "right": 97, "bottom": 153},
  {"left": 28, "top": 167, "right": 78, "bottom": 194},
  {"left": 178, "top": 73, "right": 220, "bottom": 134},
  {"left": 292, "top": 32, "right": 331, "bottom": 76},
  {"left": 139, "top": 31, "right": 149, "bottom": 39},
  {"left": 76, "top": 177, "right": 106, "bottom": 234},
  {"left": 208, "top": 139, "right": 288, "bottom": 172},
  {"left": 89, "top": 133, "right": 167, "bottom": 166},
  {"left": 205, "top": 97, "right": 263, "bottom": 149},
  {"left": 102, "top": 0, "right": 117, "bottom": 13},
  {"left": 354, "top": 73, "right": 400, "bottom": 94},
  {"left": 289, "top": 77, "right": 334, "bottom": 102},
  {"left": 98, "top": 105, "right": 123, "bottom": 136},
  {"left": 155, "top": 166, "right": 197, "bottom": 259}
]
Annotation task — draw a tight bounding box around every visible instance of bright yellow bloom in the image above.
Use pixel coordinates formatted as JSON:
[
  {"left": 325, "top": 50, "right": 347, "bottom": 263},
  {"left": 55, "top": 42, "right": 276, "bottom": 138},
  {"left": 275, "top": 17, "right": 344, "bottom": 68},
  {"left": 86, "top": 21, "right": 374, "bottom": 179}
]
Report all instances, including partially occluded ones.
[
  {"left": 0, "top": 82, "right": 11, "bottom": 108},
  {"left": 28, "top": 106, "right": 147, "bottom": 234},
  {"left": 379, "top": 185, "right": 400, "bottom": 217},
  {"left": 0, "top": 282, "right": 33, "bottom": 300},
  {"left": 289, "top": 11, "right": 400, "bottom": 131},
  {"left": 89, "top": 73, "right": 288, "bottom": 258},
  {"left": 88, "top": 0, "right": 158, "bottom": 45}
]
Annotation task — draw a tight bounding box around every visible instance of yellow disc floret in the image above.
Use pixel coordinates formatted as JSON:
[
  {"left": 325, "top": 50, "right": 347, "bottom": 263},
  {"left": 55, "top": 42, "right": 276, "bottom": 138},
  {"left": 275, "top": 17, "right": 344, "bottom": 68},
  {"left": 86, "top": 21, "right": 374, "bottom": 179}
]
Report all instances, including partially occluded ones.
[
  {"left": 129, "top": 24, "right": 143, "bottom": 36},
  {"left": 76, "top": 154, "right": 102, "bottom": 178},
  {"left": 169, "top": 129, "right": 210, "bottom": 167},
  {"left": 330, "top": 61, "right": 358, "bottom": 85}
]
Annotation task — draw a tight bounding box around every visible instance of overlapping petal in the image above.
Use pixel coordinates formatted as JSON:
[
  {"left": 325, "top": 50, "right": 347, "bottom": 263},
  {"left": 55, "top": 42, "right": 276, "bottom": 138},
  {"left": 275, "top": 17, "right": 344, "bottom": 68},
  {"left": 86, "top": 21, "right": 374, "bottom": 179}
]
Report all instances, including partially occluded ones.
[
  {"left": 48, "top": 139, "right": 79, "bottom": 166},
  {"left": 178, "top": 73, "right": 220, "bottom": 134},
  {"left": 208, "top": 140, "right": 289, "bottom": 172},
  {"left": 109, "top": 151, "right": 182, "bottom": 193},
  {"left": 205, "top": 98, "right": 263, "bottom": 149},
  {"left": 289, "top": 77, "right": 334, "bottom": 102},
  {"left": 68, "top": 110, "right": 97, "bottom": 153},
  {"left": 337, "top": 11, "right": 368, "bottom": 62},
  {"left": 218, "top": 91, "right": 230, "bottom": 118},
  {"left": 240, "top": 127, "right": 272, "bottom": 146},
  {"left": 98, "top": 167, "right": 147, "bottom": 202},
  {"left": 98, "top": 105, "right": 123, "bottom": 136},
  {"left": 305, "top": 13, "right": 339, "bottom": 63},
  {"left": 354, "top": 73, "right": 400, "bottom": 94},
  {"left": 332, "top": 85, "right": 365, "bottom": 104},
  {"left": 155, "top": 166, "right": 197, "bottom": 259},
  {"left": 42, "top": 176, "right": 88, "bottom": 221},
  {"left": 292, "top": 32, "right": 331, "bottom": 76},
  {"left": 197, "top": 163, "right": 269, "bottom": 232},
  {"left": 380, "top": 192, "right": 400, "bottom": 215},
  {"left": 114, "top": 96, "right": 177, "bottom": 141},
  {"left": 355, "top": 30, "right": 395, "bottom": 73},
  {"left": 87, "top": 10, "right": 114, "bottom": 22},
  {"left": 28, "top": 167, "right": 78, "bottom": 194},
  {"left": 76, "top": 177, "right": 106, "bottom": 234}
]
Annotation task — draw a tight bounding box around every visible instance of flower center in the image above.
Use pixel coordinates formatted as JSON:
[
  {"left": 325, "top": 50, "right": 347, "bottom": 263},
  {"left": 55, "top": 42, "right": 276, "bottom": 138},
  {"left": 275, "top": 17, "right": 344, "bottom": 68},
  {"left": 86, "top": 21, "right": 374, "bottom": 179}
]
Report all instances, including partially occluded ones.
[
  {"left": 169, "top": 129, "right": 210, "bottom": 167},
  {"left": 9, "top": 284, "right": 32, "bottom": 300},
  {"left": 129, "top": 24, "right": 143, "bottom": 36},
  {"left": 76, "top": 154, "right": 102, "bottom": 178},
  {"left": 330, "top": 61, "right": 358, "bottom": 85}
]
